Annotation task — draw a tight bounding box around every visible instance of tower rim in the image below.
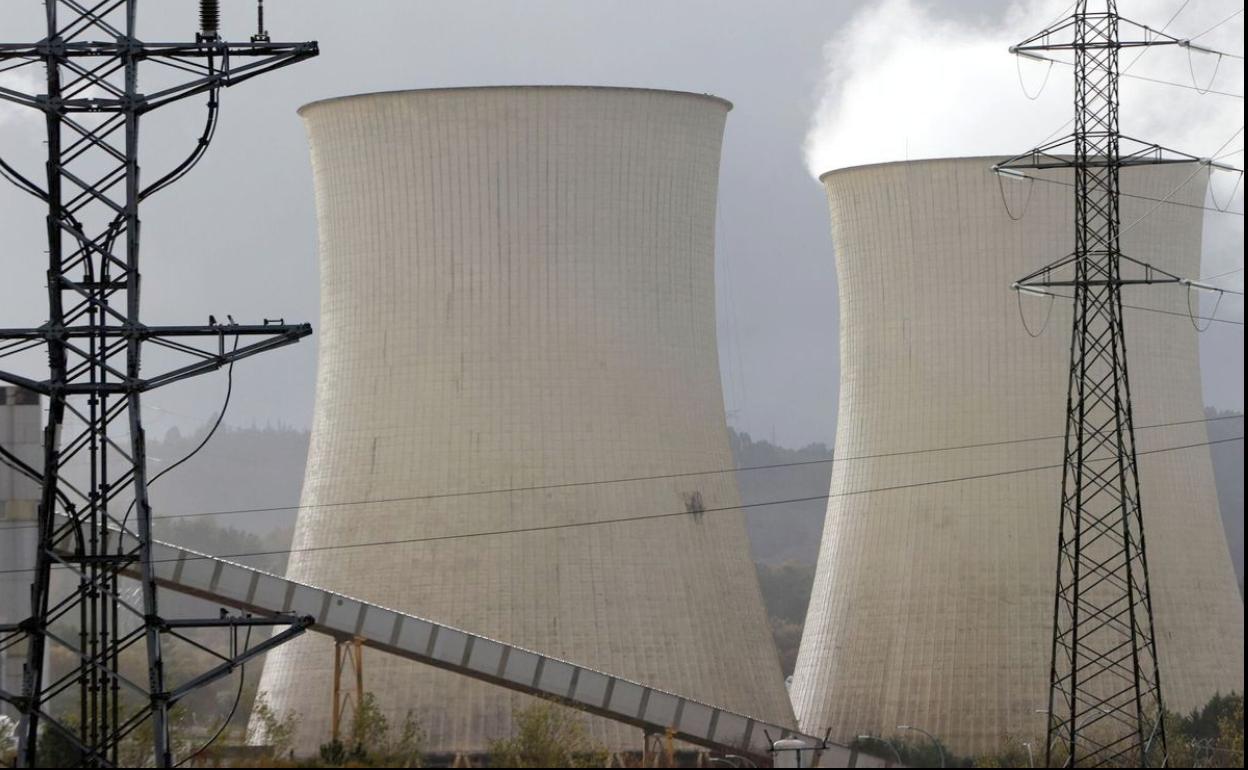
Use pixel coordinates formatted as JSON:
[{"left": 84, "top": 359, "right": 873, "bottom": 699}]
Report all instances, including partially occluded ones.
[
  {"left": 816, "top": 154, "right": 1203, "bottom": 183},
  {"left": 298, "top": 85, "right": 734, "bottom": 116}
]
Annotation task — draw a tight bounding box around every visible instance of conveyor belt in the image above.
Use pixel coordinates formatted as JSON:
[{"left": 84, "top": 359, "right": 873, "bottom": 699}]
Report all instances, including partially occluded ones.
[{"left": 140, "top": 538, "right": 884, "bottom": 767}]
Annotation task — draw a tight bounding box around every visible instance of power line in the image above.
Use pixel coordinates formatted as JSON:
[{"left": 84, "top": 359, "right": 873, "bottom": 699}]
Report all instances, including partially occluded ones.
[
  {"left": 1018, "top": 50, "right": 1245, "bottom": 97},
  {"left": 1202, "top": 266, "right": 1244, "bottom": 282},
  {"left": 1001, "top": 168, "right": 1245, "bottom": 217},
  {"left": 2, "top": 414, "right": 1239, "bottom": 532},
  {"left": 1123, "top": 68, "right": 1242, "bottom": 97},
  {"left": 1018, "top": 0, "right": 1233, "bottom": 154},
  {"left": 1018, "top": 0, "right": 1222, "bottom": 153},
  {"left": 0, "top": 434, "right": 1238, "bottom": 577},
  {"left": 118, "top": 336, "right": 239, "bottom": 535},
  {"left": 1030, "top": 289, "right": 1245, "bottom": 326},
  {"left": 1119, "top": 127, "right": 1246, "bottom": 239},
  {"left": 1189, "top": 8, "right": 1244, "bottom": 41}
]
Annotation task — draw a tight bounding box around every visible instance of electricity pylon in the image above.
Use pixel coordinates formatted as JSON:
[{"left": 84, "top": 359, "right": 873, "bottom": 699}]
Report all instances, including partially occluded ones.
[
  {"left": 997, "top": 1, "right": 1233, "bottom": 766},
  {"left": 0, "top": 2, "right": 316, "bottom": 765}
]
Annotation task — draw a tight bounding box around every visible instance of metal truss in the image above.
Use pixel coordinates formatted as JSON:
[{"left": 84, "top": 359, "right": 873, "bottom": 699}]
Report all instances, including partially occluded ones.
[
  {"left": 993, "top": 1, "right": 1225, "bottom": 766},
  {"left": 0, "top": 2, "right": 316, "bottom": 766}
]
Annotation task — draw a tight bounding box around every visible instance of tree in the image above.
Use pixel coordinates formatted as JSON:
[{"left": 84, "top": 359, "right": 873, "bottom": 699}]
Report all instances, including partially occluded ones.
[
  {"left": 386, "top": 710, "right": 428, "bottom": 767},
  {"left": 0, "top": 716, "right": 14, "bottom": 765},
  {"left": 251, "top": 691, "right": 300, "bottom": 759},
  {"left": 317, "top": 692, "right": 427, "bottom": 767}
]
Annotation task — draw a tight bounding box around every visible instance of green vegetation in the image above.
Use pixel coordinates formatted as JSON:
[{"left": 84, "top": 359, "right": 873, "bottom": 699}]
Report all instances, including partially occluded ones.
[
  {"left": 487, "top": 701, "right": 609, "bottom": 768},
  {"left": 253, "top": 692, "right": 300, "bottom": 759},
  {"left": 316, "top": 693, "right": 426, "bottom": 767},
  {"left": 729, "top": 427, "right": 829, "bottom": 676},
  {"left": 755, "top": 560, "right": 815, "bottom": 675},
  {"left": 1164, "top": 693, "right": 1246, "bottom": 768},
  {"left": 851, "top": 692, "right": 1245, "bottom": 768},
  {"left": 0, "top": 717, "right": 12, "bottom": 764}
]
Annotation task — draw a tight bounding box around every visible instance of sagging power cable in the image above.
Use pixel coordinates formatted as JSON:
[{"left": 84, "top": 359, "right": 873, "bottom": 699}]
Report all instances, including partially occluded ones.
[{"left": 0, "top": 434, "right": 1239, "bottom": 577}]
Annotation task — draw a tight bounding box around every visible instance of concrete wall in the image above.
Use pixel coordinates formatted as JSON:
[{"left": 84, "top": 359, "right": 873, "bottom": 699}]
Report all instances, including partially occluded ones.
[
  {"left": 254, "top": 86, "right": 794, "bottom": 753},
  {"left": 790, "top": 157, "right": 1245, "bottom": 755}
]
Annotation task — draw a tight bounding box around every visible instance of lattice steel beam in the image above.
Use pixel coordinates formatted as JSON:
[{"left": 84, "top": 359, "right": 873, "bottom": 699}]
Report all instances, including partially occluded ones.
[
  {"left": 0, "top": 2, "right": 316, "bottom": 766},
  {"left": 993, "top": 1, "right": 1211, "bottom": 766}
]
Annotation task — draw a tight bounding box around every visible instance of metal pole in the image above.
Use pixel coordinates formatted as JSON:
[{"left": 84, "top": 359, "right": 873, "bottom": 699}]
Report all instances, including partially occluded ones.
[
  {"left": 897, "top": 725, "right": 944, "bottom": 768},
  {"left": 856, "top": 735, "right": 903, "bottom": 766}
]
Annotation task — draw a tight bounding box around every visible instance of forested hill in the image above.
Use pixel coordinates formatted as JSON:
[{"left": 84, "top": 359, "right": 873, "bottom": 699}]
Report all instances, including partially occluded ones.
[
  {"left": 1206, "top": 408, "right": 1245, "bottom": 594},
  {"left": 726, "top": 429, "right": 833, "bottom": 565},
  {"left": 138, "top": 418, "right": 1243, "bottom": 586},
  {"left": 122, "top": 416, "right": 1241, "bottom": 677},
  {"left": 146, "top": 421, "right": 308, "bottom": 540}
]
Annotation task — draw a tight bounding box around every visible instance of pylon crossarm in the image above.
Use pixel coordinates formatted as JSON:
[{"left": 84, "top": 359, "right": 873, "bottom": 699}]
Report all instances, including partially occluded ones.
[
  {"left": 164, "top": 617, "right": 310, "bottom": 669},
  {"left": 0, "top": 324, "right": 311, "bottom": 394},
  {"left": 0, "top": 371, "right": 49, "bottom": 395},
  {"left": 0, "top": 323, "right": 311, "bottom": 341},
  {"left": 140, "top": 44, "right": 318, "bottom": 112},
  {"left": 138, "top": 324, "right": 311, "bottom": 391},
  {"left": 996, "top": 137, "right": 1081, "bottom": 171},
  {"left": 996, "top": 136, "right": 1212, "bottom": 172},
  {"left": 0, "top": 41, "right": 317, "bottom": 115},
  {"left": 1018, "top": 279, "right": 1181, "bottom": 288},
  {"left": 1012, "top": 249, "right": 1187, "bottom": 291},
  {"left": 1011, "top": 14, "right": 1080, "bottom": 53},
  {"left": 0, "top": 82, "right": 41, "bottom": 110},
  {"left": 1012, "top": 252, "right": 1080, "bottom": 289},
  {"left": 165, "top": 618, "right": 311, "bottom": 706},
  {"left": 1011, "top": 13, "right": 1187, "bottom": 53}
]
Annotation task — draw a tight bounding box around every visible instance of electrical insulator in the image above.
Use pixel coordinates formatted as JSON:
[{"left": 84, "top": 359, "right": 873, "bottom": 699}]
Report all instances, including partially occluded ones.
[
  {"left": 252, "top": 0, "right": 271, "bottom": 43},
  {"left": 199, "top": 0, "right": 220, "bottom": 41}
]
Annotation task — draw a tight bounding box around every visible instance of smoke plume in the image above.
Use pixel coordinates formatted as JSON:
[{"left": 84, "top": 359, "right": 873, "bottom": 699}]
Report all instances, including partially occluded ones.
[{"left": 804, "top": 0, "right": 1244, "bottom": 289}]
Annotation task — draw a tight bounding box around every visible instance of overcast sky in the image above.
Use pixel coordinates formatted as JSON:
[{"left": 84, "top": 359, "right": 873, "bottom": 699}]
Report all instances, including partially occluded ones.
[{"left": 0, "top": 0, "right": 1242, "bottom": 449}]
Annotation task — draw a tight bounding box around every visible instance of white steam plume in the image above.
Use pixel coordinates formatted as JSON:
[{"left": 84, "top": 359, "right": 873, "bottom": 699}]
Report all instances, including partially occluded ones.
[{"left": 805, "top": 0, "right": 1244, "bottom": 288}]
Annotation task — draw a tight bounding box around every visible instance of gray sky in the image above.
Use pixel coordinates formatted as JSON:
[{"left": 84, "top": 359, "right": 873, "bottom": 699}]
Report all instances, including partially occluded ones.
[{"left": 0, "top": 0, "right": 1242, "bottom": 448}]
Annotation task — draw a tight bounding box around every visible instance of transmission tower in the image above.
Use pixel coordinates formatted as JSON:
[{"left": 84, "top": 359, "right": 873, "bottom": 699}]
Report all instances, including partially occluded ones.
[
  {"left": 0, "top": 2, "right": 316, "bottom": 766},
  {"left": 997, "top": 1, "right": 1235, "bottom": 766}
]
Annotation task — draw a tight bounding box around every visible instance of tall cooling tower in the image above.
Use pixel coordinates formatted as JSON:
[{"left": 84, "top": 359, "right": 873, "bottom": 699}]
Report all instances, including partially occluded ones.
[
  {"left": 1, "top": 387, "right": 40, "bottom": 719},
  {"left": 790, "top": 157, "right": 1244, "bottom": 755},
  {"left": 255, "top": 86, "right": 794, "bottom": 753}
]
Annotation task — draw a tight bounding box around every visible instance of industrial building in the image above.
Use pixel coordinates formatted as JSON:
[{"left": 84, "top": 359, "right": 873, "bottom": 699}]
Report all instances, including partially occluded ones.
[
  {"left": 253, "top": 86, "right": 795, "bottom": 754},
  {"left": 789, "top": 157, "right": 1245, "bottom": 755}
]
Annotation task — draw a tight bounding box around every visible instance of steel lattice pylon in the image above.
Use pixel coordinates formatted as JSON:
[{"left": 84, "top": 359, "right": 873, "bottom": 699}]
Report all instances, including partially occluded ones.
[
  {"left": 997, "top": 1, "right": 1228, "bottom": 766},
  {"left": 0, "top": 2, "right": 316, "bottom": 766}
]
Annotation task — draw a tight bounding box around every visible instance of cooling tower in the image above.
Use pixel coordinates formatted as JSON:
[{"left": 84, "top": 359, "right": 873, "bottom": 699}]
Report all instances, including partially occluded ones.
[
  {"left": 1, "top": 386, "right": 40, "bottom": 719},
  {"left": 254, "top": 86, "right": 794, "bottom": 754},
  {"left": 790, "top": 157, "right": 1244, "bottom": 755}
]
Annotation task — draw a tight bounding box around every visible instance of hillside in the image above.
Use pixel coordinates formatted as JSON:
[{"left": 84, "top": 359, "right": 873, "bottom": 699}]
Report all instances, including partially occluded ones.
[
  {"left": 1206, "top": 408, "right": 1245, "bottom": 593},
  {"left": 124, "top": 415, "right": 1240, "bottom": 682},
  {"left": 727, "top": 429, "right": 833, "bottom": 565}
]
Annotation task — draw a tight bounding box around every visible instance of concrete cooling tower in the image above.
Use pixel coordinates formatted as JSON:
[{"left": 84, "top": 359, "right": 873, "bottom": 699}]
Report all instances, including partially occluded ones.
[
  {"left": 254, "top": 86, "right": 794, "bottom": 754},
  {"left": 1, "top": 387, "right": 40, "bottom": 720},
  {"left": 790, "top": 157, "right": 1244, "bottom": 755}
]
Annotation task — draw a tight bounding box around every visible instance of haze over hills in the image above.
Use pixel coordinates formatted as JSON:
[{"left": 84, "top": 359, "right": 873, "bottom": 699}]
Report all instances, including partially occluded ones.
[
  {"left": 142, "top": 417, "right": 1245, "bottom": 582},
  {"left": 1206, "top": 408, "right": 1246, "bottom": 592},
  {"left": 147, "top": 421, "right": 307, "bottom": 541},
  {"left": 138, "top": 416, "right": 1244, "bottom": 677}
]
